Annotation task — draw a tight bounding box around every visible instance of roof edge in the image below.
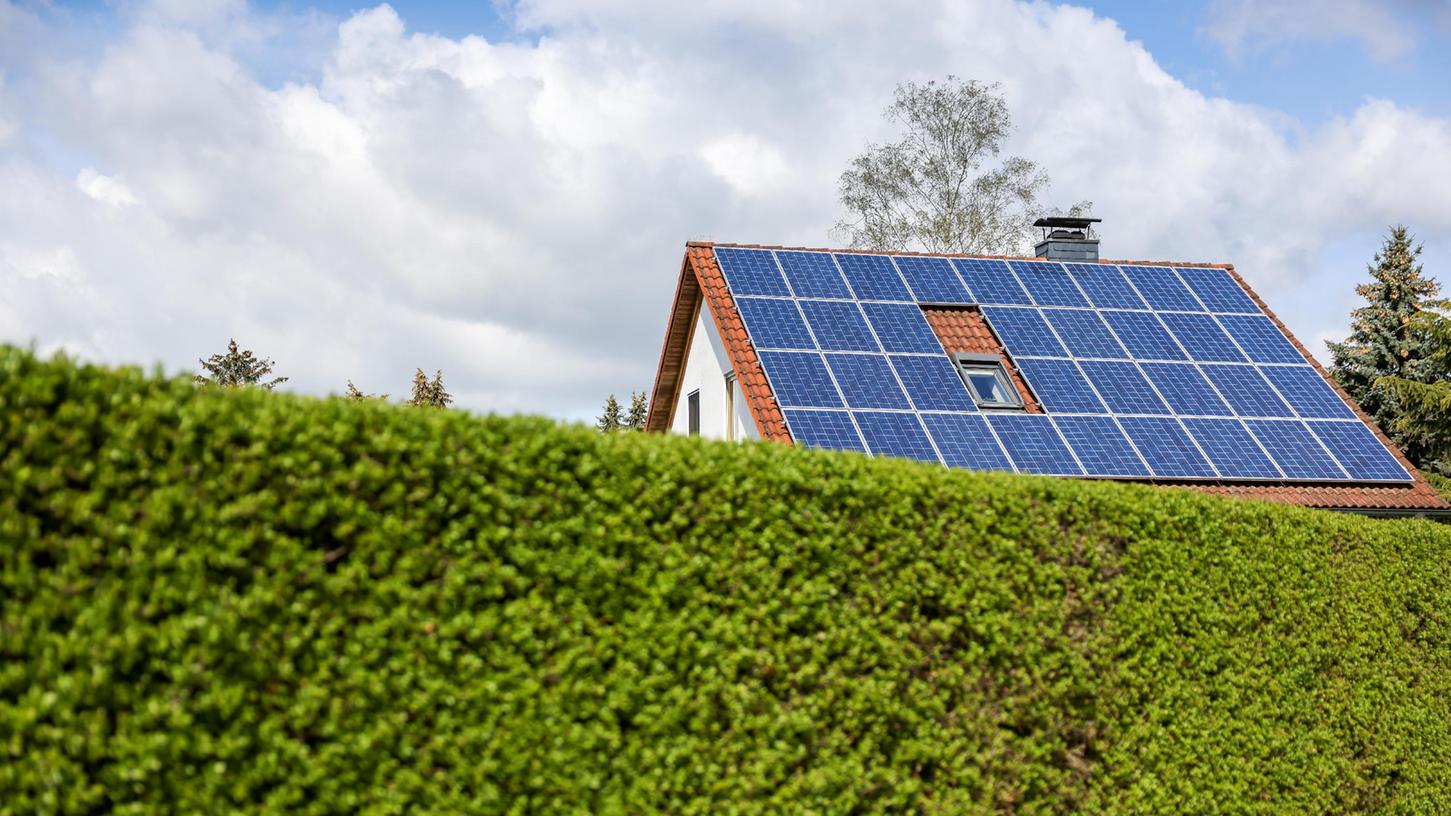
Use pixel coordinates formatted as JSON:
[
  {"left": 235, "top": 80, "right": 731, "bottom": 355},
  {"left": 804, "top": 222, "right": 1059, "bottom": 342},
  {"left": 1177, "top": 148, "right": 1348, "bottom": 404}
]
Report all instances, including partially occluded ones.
[{"left": 688, "top": 239, "right": 1233, "bottom": 269}]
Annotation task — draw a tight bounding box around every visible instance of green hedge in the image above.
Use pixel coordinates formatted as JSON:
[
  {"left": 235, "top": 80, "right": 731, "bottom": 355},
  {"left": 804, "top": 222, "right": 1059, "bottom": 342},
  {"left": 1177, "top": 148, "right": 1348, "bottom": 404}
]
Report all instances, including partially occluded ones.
[{"left": 3, "top": 345, "right": 1451, "bottom": 814}]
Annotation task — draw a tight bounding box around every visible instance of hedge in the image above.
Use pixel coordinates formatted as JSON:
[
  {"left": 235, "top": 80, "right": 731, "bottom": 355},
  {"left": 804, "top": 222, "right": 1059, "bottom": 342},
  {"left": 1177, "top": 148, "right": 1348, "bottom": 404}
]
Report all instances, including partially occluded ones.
[{"left": 3, "top": 345, "right": 1451, "bottom": 814}]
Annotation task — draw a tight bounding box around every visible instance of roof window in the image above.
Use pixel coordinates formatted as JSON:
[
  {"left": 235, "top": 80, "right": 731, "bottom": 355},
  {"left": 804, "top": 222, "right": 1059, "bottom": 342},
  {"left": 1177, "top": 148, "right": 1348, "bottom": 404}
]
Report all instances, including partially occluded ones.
[{"left": 952, "top": 353, "right": 1024, "bottom": 409}]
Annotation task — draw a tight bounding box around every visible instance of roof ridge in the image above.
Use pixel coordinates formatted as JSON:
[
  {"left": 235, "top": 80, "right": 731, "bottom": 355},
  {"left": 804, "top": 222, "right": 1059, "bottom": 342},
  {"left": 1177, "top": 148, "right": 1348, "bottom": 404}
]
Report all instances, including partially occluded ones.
[{"left": 687, "top": 240, "right": 1232, "bottom": 269}]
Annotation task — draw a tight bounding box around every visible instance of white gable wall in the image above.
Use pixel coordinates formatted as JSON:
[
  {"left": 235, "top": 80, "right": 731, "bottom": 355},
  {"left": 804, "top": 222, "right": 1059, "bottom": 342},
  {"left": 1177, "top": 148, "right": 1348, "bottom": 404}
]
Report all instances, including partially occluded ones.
[{"left": 670, "top": 307, "right": 758, "bottom": 441}]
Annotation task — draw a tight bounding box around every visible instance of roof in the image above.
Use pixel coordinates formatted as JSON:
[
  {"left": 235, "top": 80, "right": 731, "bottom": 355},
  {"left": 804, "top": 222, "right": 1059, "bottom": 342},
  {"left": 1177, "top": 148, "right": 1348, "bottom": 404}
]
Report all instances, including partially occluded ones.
[{"left": 647, "top": 241, "right": 1449, "bottom": 515}]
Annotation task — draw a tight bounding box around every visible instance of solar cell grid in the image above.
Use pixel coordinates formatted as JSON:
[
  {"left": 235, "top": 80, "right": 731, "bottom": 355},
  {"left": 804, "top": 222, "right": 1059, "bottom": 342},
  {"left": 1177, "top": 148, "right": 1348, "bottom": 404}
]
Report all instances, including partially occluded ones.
[
  {"left": 952, "top": 258, "right": 1032, "bottom": 305},
  {"left": 1016, "top": 358, "right": 1107, "bottom": 413},
  {"left": 834, "top": 253, "right": 913, "bottom": 301},
  {"left": 1009, "top": 260, "right": 1090, "bottom": 307},
  {"left": 890, "top": 355, "right": 978, "bottom": 412},
  {"left": 1260, "top": 366, "right": 1356, "bottom": 419},
  {"left": 757, "top": 351, "right": 842, "bottom": 408},
  {"left": 1076, "top": 360, "right": 1171, "bottom": 414},
  {"left": 1139, "top": 362, "right": 1231, "bottom": 416},
  {"left": 1119, "top": 416, "right": 1217, "bottom": 478},
  {"left": 1199, "top": 364, "right": 1293, "bottom": 418},
  {"left": 714, "top": 247, "right": 790, "bottom": 296},
  {"left": 895, "top": 255, "right": 972, "bottom": 303},
  {"left": 1216, "top": 314, "right": 1305, "bottom": 364},
  {"left": 826, "top": 353, "right": 911, "bottom": 409},
  {"left": 980, "top": 306, "right": 1067, "bottom": 357},
  {"left": 1065, "top": 263, "right": 1146, "bottom": 309},
  {"left": 783, "top": 410, "right": 866, "bottom": 452},
  {"left": 1176, "top": 267, "right": 1259, "bottom": 313},
  {"left": 1052, "top": 415, "right": 1149, "bottom": 476},
  {"left": 1246, "top": 419, "right": 1347, "bottom": 480},
  {"left": 1043, "top": 308, "right": 1129, "bottom": 359},
  {"left": 861, "top": 302, "right": 943, "bottom": 353},
  {"left": 1119, "top": 265, "right": 1203, "bottom": 311},
  {"left": 1182, "top": 418, "right": 1283, "bottom": 479},
  {"left": 734, "top": 297, "right": 814, "bottom": 349},
  {"left": 922, "top": 413, "right": 1014, "bottom": 471},
  {"left": 1101, "top": 310, "right": 1187, "bottom": 360},
  {"left": 987, "top": 414, "right": 1083, "bottom": 475},
  {"left": 853, "top": 411, "right": 941, "bottom": 463},
  {"left": 1308, "top": 421, "right": 1410, "bottom": 482},
  {"left": 774, "top": 251, "right": 852, "bottom": 299},
  {"left": 1159, "top": 312, "right": 1247, "bottom": 362},
  {"left": 799, "top": 300, "right": 880, "bottom": 352}
]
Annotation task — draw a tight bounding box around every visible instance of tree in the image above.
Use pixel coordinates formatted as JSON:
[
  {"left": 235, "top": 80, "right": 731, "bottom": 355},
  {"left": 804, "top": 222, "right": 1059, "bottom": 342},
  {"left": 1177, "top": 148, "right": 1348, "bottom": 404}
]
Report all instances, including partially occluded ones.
[
  {"left": 407, "top": 369, "right": 452, "bottom": 408},
  {"left": 195, "top": 339, "right": 288, "bottom": 390},
  {"left": 1379, "top": 298, "right": 1451, "bottom": 473},
  {"left": 624, "top": 391, "right": 649, "bottom": 431},
  {"left": 597, "top": 394, "right": 623, "bottom": 432},
  {"left": 345, "top": 381, "right": 387, "bottom": 402},
  {"left": 1326, "top": 226, "right": 1445, "bottom": 463},
  {"left": 835, "top": 77, "right": 1090, "bottom": 256}
]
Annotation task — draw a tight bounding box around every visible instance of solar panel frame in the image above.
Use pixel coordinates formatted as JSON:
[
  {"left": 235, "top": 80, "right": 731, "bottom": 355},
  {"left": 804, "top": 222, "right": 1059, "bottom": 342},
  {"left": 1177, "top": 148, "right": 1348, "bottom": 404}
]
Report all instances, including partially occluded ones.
[
  {"left": 1043, "top": 308, "right": 1129, "bottom": 359},
  {"left": 1307, "top": 420, "right": 1412, "bottom": 482},
  {"left": 1016, "top": 358, "right": 1108, "bottom": 414},
  {"left": 1159, "top": 312, "right": 1249, "bottom": 363},
  {"left": 980, "top": 306, "right": 1068, "bottom": 357},
  {"left": 952, "top": 258, "right": 1032, "bottom": 305},
  {"left": 1052, "top": 415, "right": 1150, "bottom": 477},
  {"left": 1245, "top": 419, "right": 1349, "bottom": 480},
  {"left": 1181, "top": 417, "right": 1284, "bottom": 479},
  {"left": 825, "top": 353, "right": 912, "bottom": 410},
  {"left": 894, "top": 255, "right": 973, "bottom": 303},
  {"left": 1215, "top": 314, "right": 1306, "bottom": 364},
  {"left": 1198, "top": 363, "right": 1294, "bottom": 418},
  {"left": 1119, "top": 265, "right": 1204, "bottom": 311},
  {"left": 1118, "top": 416, "right": 1218, "bottom": 478},
  {"left": 1076, "top": 360, "right": 1172, "bottom": 415},
  {"left": 783, "top": 409, "right": 867, "bottom": 453},
  {"left": 853, "top": 410, "right": 942, "bottom": 463},
  {"left": 1176, "top": 267, "right": 1259, "bottom": 314},
  {"left": 1259, "top": 365, "right": 1357, "bottom": 419},
  {"left": 986, "top": 413, "right": 1084, "bottom": 475},
  {"left": 834, "top": 253, "right": 914, "bottom": 301},
  {"left": 774, "top": 250, "right": 853, "bottom": 299},
  {"left": 860, "top": 302, "right": 943, "bottom": 353},
  {"left": 1009, "top": 260, "right": 1091, "bottom": 307},
  {"left": 1139, "top": 362, "right": 1232, "bottom": 416},
  {"left": 1064, "top": 263, "right": 1147, "bottom": 309},
  {"left": 1101, "top": 310, "right": 1189, "bottom": 361},
  {"left": 734, "top": 296, "right": 815, "bottom": 350},
  {"left": 714, "top": 247, "right": 791, "bottom": 297},
  {"left": 890, "top": 354, "right": 979, "bottom": 412},
  {"left": 799, "top": 300, "right": 881, "bottom": 352},
  {"left": 756, "top": 350, "right": 843, "bottom": 408},
  {"left": 922, "top": 412, "right": 1015, "bottom": 471}
]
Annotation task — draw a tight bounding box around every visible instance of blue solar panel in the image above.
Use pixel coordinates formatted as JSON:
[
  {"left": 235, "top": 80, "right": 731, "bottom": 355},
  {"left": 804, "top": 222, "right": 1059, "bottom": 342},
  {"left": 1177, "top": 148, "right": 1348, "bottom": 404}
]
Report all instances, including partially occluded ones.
[
  {"left": 714, "top": 247, "right": 790, "bottom": 297},
  {"left": 1259, "top": 366, "right": 1356, "bottom": 419},
  {"left": 799, "top": 300, "right": 880, "bottom": 352},
  {"left": 1216, "top": 314, "right": 1304, "bottom": 364},
  {"left": 1101, "top": 310, "right": 1187, "bottom": 361},
  {"left": 1043, "top": 309, "right": 1128, "bottom": 359},
  {"left": 1119, "top": 265, "right": 1203, "bottom": 311},
  {"left": 861, "top": 302, "right": 942, "bottom": 353},
  {"left": 1139, "top": 362, "right": 1231, "bottom": 415},
  {"left": 826, "top": 353, "right": 910, "bottom": 409},
  {"left": 981, "top": 306, "right": 1067, "bottom": 357},
  {"left": 1176, "top": 267, "right": 1258, "bottom": 314},
  {"left": 1016, "top": 358, "right": 1107, "bottom": 413},
  {"left": 834, "top": 253, "right": 913, "bottom": 301},
  {"left": 1308, "top": 421, "right": 1411, "bottom": 482},
  {"left": 1053, "top": 415, "right": 1149, "bottom": 476},
  {"left": 1076, "top": 360, "right": 1171, "bottom": 414},
  {"left": 757, "top": 351, "right": 842, "bottom": 408},
  {"left": 783, "top": 409, "right": 866, "bottom": 453},
  {"left": 921, "top": 412, "right": 1014, "bottom": 471},
  {"left": 1118, "top": 416, "right": 1217, "bottom": 477},
  {"left": 1159, "top": 312, "right": 1247, "bottom": 362},
  {"left": 1182, "top": 418, "right": 1282, "bottom": 479},
  {"left": 987, "top": 414, "right": 1083, "bottom": 475},
  {"left": 1246, "top": 419, "right": 1347, "bottom": 480},
  {"left": 1009, "top": 260, "right": 1090, "bottom": 307},
  {"left": 952, "top": 258, "right": 1031, "bottom": 304},
  {"left": 890, "top": 355, "right": 977, "bottom": 411},
  {"left": 1199, "top": 364, "right": 1293, "bottom": 418},
  {"left": 895, "top": 256, "right": 971, "bottom": 303},
  {"left": 853, "top": 411, "right": 941, "bottom": 463},
  {"left": 1065, "top": 263, "right": 1146, "bottom": 309},
  {"left": 774, "top": 250, "right": 851, "bottom": 299},
  {"left": 735, "top": 297, "right": 814, "bottom": 349}
]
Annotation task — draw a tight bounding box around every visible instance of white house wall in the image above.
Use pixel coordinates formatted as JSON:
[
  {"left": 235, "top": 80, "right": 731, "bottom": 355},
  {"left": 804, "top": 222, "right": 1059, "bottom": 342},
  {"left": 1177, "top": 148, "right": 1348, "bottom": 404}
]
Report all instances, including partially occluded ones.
[{"left": 670, "top": 307, "right": 759, "bottom": 441}]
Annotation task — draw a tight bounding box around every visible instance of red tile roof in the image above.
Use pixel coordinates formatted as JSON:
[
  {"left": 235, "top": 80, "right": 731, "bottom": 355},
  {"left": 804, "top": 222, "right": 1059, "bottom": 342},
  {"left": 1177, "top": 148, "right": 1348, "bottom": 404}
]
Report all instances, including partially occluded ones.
[
  {"left": 647, "top": 241, "right": 1450, "bottom": 515},
  {"left": 921, "top": 306, "right": 1042, "bottom": 413}
]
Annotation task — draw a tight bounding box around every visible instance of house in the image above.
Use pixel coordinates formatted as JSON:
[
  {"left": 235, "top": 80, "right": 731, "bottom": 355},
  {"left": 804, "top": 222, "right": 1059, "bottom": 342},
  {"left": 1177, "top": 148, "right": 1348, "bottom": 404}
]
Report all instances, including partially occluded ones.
[{"left": 644, "top": 220, "right": 1450, "bottom": 517}]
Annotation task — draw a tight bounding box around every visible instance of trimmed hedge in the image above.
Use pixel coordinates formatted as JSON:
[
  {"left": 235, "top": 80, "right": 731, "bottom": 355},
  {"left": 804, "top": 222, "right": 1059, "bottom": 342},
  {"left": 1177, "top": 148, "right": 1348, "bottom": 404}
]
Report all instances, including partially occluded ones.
[{"left": 3, "top": 345, "right": 1451, "bottom": 814}]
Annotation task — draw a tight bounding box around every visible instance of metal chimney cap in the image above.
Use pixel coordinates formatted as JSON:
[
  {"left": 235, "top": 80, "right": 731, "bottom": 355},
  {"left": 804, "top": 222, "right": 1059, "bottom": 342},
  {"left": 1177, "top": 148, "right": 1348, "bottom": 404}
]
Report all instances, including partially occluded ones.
[{"left": 1032, "top": 216, "right": 1101, "bottom": 229}]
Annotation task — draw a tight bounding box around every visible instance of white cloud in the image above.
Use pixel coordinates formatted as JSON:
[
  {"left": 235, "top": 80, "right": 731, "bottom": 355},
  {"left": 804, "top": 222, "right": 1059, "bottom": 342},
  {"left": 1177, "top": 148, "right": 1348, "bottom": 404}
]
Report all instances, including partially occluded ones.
[
  {"left": 1203, "top": 0, "right": 1425, "bottom": 61},
  {"left": 1, "top": 0, "right": 1450, "bottom": 419}
]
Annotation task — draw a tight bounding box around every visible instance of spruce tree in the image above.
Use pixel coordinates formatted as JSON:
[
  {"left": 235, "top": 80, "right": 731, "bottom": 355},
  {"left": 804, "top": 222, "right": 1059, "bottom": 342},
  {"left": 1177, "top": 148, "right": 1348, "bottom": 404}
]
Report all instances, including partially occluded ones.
[
  {"left": 624, "top": 391, "right": 649, "bottom": 431},
  {"left": 1381, "top": 299, "right": 1451, "bottom": 473},
  {"left": 407, "top": 369, "right": 453, "bottom": 408},
  {"left": 195, "top": 339, "right": 288, "bottom": 390},
  {"left": 1326, "top": 226, "right": 1444, "bottom": 462},
  {"left": 597, "top": 395, "right": 623, "bottom": 432}
]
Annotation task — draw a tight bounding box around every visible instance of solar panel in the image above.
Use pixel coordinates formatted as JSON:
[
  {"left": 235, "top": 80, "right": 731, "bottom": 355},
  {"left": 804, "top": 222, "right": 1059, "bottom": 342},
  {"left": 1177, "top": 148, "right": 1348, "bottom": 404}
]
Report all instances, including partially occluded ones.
[
  {"left": 825, "top": 353, "right": 910, "bottom": 409},
  {"left": 1076, "top": 360, "right": 1171, "bottom": 414},
  {"left": 734, "top": 297, "right": 814, "bottom": 349},
  {"left": 1259, "top": 366, "right": 1356, "bottom": 419},
  {"left": 1158, "top": 312, "right": 1248, "bottom": 362},
  {"left": 1043, "top": 308, "right": 1128, "bottom": 359},
  {"left": 799, "top": 300, "right": 879, "bottom": 352},
  {"left": 834, "top": 253, "right": 913, "bottom": 301},
  {"left": 1181, "top": 418, "right": 1283, "bottom": 479},
  {"left": 1101, "top": 310, "right": 1187, "bottom": 361},
  {"left": 1215, "top": 314, "right": 1304, "bottom": 364},
  {"left": 1199, "top": 364, "right": 1293, "bottom": 418},
  {"left": 1118, "top": 416, "right": 1217, "bottom": 478},
  {"left": 895, "top": 255, "right": 972, "bottom": 303},
  {"left": 951, "top": 257, "right": 1030, "bottom": 304},
  {"left": 1119, "top": 265, "right": 1202, "bottom": 311},
  {"left": 860, "top": 302, "right": 943, "bottom": 353},
  {"left": 1308, "top": 421, "right": 1411, "bottom": 482},
  {"left": 1245, "top": 419, "right": 1347, "bottom": 480},
  {"left": 757, "top": 351, "right": 842, "bottom": 408},
  {"left": 774, "top": 250, "right": 852, "bottom": 299},
  {"left": 1176, "top": 267, "right": 1259, "bottom": 314},
  {"left": 1139, "top": 362, "right": 1231, "bottom": 416},
  {"left": 1009, "top": 260, "right": 1090, "bottom": 307},
  {"left": 890, "top": 355, "right": 978, "bottom": 412},
  {"left": 1053, "top": 415, "right": 1149, "bottom": 476},
  {"left": 922, "top": 412, "right": 1014, "bottom": 471},
  {"left": 986, "top": 414, "right": 1082, "bottom": 475},
  {"left": 853, "top": 411, "right": 941, "bottom": 463},
  {"left": 1016, "top": 358, "right": 1107, "bottom": 413},
  {"left": 783, "top": 409, "right": 866, "bottom": 453},
  {"left": 714, "top": 247, "right": 790, "bottom": 297},
  {"left": 1064, "top": 263, "right": 1146, "bottom": 309},
  {"left": 980, "top": 306, "right": 1067, "bottom": 357}
]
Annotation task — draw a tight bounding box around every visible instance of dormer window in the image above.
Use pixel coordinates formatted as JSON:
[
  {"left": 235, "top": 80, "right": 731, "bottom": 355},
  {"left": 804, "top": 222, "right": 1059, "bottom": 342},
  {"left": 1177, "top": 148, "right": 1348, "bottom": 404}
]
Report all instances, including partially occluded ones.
[{"left": 951, "top": 353, "right": 1024, "bottom": 409}]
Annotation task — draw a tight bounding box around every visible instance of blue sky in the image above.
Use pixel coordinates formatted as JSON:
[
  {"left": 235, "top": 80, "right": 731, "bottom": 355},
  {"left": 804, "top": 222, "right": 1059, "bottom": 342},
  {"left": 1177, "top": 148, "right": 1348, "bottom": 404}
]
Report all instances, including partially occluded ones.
[{"left": 2, "top": 0, "right": 1450, "bottom": 418}]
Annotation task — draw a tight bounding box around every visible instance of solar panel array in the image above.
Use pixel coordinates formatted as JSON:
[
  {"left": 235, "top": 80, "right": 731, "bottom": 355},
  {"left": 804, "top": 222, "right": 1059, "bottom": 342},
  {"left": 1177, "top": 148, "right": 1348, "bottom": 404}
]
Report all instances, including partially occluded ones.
[{"left": 713, "top": 246, "right": 1411, "bottom": 483}]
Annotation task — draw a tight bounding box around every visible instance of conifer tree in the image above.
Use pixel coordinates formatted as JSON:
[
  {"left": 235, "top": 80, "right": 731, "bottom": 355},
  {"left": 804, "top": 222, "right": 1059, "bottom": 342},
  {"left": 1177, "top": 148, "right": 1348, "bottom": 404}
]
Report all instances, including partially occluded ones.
[
  {"left": 597, "top": 394, "right": 623, "bottom": 432},
  {"left": 195, "top": 339, "right": 288, "bottom": 390},
  {"left": 624, "top": 391, "right": 649, "bottom": 431},
  {"left": 1381, "top": 299, "right": 1451, "bottom": 473},
  {"left": 1326, "top": 226, "right": 1444, "bottom": 462},
  {"left": 407, "top": 369, "right": 453, "bottom": 408}
]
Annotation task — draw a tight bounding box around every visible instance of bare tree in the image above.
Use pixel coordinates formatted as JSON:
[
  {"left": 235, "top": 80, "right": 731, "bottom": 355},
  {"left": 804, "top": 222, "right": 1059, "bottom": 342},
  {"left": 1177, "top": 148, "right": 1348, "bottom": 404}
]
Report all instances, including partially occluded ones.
[{"left": 836, "top": 77, "right": 1090, "bottom": 255}]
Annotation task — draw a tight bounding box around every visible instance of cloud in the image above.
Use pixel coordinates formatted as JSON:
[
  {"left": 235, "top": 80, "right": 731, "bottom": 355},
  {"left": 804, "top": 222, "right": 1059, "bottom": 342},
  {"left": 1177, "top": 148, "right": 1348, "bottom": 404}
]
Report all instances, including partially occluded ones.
[
  {"left": 1202, "top": 0, "right": 1429, "bottom": 61},
  {"left": 1, "top": 0, "right": 1450, "bottom": 417}
]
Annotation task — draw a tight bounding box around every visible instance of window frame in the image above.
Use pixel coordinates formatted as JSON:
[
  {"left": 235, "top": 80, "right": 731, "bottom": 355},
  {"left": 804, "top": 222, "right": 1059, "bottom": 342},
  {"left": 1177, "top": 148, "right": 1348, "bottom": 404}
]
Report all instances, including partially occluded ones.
[
  {"left": 687, "top": 389, "right": 701, "bottom": 436},
  {"left": 723, "top": 372, "right": 737, "bottom": 441},
  {"left": 951, "top": 353, "right": 1025, "bottom": 410}
]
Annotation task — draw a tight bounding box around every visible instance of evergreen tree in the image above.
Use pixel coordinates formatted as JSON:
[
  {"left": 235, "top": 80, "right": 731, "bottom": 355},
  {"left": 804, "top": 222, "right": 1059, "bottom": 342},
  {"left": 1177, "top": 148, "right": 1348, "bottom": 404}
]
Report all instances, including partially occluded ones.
[
  {"left": 1326, "top": 226, "right": 1444, "bottom": 462},
  {"left": 597, "top": 394, "right": 623, "bottom": 432},
  {"left": 1380, "top": 299, "right": 1451, "bottom": 473},
  {"left": 624, "top": 391, "right": 649, "bottom": 431},
  {"left": 407, "top": 369, "right": 453, "bottom": 408},
  {"left": 195, "top": 339, "right": 288, "bottom": 390}
]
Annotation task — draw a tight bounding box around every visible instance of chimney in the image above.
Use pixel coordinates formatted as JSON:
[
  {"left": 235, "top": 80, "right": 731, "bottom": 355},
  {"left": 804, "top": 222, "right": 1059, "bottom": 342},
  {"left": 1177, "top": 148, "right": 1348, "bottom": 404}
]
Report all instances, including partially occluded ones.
[{"left": 1033, "top": 216, "right": 1101, "bottom": 262}]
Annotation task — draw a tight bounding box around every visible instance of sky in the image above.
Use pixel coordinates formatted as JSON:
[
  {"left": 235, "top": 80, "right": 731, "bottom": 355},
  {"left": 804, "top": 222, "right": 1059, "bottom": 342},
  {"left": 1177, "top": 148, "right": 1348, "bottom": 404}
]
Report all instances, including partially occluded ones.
[{"left": 3, "top": 0, "right": 1451, "bottom": 421}]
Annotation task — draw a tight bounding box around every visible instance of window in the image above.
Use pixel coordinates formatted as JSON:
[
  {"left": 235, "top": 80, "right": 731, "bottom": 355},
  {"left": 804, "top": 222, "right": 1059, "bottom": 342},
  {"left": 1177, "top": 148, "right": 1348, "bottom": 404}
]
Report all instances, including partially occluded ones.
[
  {"left": 687, "top": 390, "right": 701, "bottom": 436},
  {"left": 724, "top": 372, "right": 736, "bottom": 441},
  {"left": 952, "top": 353, "right": 1024, "bottom": 409}
]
